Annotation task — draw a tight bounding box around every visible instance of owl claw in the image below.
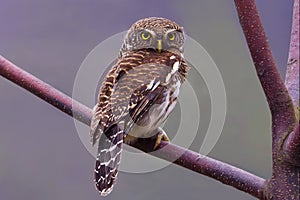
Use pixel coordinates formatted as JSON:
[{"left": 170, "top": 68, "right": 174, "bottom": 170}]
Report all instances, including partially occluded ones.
[{"left": 153, "top": 129, "right": 170, "bottom": 150}]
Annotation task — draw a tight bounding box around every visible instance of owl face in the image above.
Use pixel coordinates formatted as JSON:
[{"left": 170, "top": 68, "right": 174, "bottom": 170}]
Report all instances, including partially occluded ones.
[{"left": 121, "top": 17, "right": 185, "bottom": 55}]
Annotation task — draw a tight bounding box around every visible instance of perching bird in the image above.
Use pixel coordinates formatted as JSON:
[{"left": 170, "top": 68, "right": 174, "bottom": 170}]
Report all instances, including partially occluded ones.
[{"left": 90, "top": 17, "right": 189, "bottom": 196}]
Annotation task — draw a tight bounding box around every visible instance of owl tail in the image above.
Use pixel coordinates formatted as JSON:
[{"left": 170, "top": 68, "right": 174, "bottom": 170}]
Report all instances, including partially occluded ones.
[{"left": 94, "top": 124, "right": 123, "bottom": 196}]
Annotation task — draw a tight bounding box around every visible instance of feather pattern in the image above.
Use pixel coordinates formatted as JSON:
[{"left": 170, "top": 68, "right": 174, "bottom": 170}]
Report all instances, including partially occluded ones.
[
  {"left": 94, "top": 124, "right": 123, "bottom": 196},
  {"left": 90, "top": 49, "right": 188, "bottom": 195},
  {"left": 90, "top": 16, "right": 189, "bottom": 197}
]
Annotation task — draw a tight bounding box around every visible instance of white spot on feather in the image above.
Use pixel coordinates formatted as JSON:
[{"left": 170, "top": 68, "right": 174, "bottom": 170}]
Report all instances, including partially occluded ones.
[
  {"left": 166, "top": 61, "right": 180, "bottom": 82},
  {"left": 100, "top": 147, "right": 122, "bottom": 166},
  {"left": 126, "top": 44, "right": 132, "bottom": 49},
  {"left": 165, "top": 74, "right": 171, "bottom": 82},
  {"left": 171, "top": 61, "right": 180, "bottom": 74},
  {"left": 147, "top": 80, "right": 155, "bottom": 90},
  {"left": 151, "top": 81, "right": 160, "bottom": 91}
]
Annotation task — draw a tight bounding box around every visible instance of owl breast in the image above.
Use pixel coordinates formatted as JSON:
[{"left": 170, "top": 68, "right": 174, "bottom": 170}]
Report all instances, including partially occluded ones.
[{"left": 127, "top": 77, "right": 181, "bottom": 140}]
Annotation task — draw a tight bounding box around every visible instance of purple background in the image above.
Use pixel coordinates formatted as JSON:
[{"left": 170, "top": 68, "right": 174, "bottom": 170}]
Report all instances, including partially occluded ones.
[{"left": 0, "top": 1, "right": 294, "bottom": 200}]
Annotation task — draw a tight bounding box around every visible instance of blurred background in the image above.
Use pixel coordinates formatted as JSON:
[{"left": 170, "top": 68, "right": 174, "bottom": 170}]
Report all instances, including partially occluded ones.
[{"left": 0, "top": 0, "right": 294, "bottom": 199}]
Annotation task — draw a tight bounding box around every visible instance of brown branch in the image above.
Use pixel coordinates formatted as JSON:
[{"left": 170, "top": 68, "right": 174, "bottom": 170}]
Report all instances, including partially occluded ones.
[
  {"left": 234, "top": 0, "right": 299, "bottom": 199},
  {"left": 283, "top": 0, "right": 300, "bottom": 166},
  {"left": 0, "top": 57, "right": 92, "bottom": 126},
  {"left": 285, "top": 0, "right": 299, "bottom": 108},
  {"left": 234, "top": 0, "right": 296, "bottom": 132},
  {"left": 0, "top": 55, "right": 265, "bottom": 198},
  {"left": 283, "top": 122, "right": 300, "bottom": 166}
]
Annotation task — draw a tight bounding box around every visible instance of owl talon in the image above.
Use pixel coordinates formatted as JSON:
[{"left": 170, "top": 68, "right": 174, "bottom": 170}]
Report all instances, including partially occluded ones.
[{"left": 153, "top": 129, "right": 170, "bottom": 150}]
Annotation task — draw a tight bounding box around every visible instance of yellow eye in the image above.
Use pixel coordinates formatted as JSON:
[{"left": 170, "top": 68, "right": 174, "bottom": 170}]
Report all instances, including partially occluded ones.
[
  {"left": 141, "top": 32, "right": 151, "bottom": 40},
  {"left": 168, "top": 32, "right": 176, "bottom": 41}
]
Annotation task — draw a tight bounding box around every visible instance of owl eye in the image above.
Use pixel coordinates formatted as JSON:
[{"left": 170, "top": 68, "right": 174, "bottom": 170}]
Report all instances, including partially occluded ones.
[
  {"left": 141, "top": 31, "right": 151, "bottom": 40},
  {"left": 167, "top": 32, "right": 176, "bottom": 41}
]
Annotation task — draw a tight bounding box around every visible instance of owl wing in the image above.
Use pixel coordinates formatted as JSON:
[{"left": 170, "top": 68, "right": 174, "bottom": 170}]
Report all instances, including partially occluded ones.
[
  {"left": 90, "top": 63, "right": 120, "bottom": 146},
  {"left": 125, "top": 81, "right": 168, "bottom": 133},
  {"left": 90, "top": 50, "right": 187, "bottom": 196},
  {"left": 90, "top": 58, "right": 127, "bottom": 195},
  {"left": 90, "top": 105, "right": 101, "bottom": 145},
  {"left": 92, "top": 70, "right": 169, "bottom": 196},
  {"left": 90, "top": 51, "right": 187, "bottom": 145}
]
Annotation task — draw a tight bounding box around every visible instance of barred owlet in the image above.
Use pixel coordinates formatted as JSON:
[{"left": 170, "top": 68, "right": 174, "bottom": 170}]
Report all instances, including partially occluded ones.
[{"left": 90, "top": 17, "right": 189, "bottom": 196}]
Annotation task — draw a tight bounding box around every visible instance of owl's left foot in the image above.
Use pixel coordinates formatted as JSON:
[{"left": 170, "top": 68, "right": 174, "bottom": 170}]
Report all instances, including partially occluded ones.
[{"left": 153, "top": 128, "right": 170, "bottom": 150}]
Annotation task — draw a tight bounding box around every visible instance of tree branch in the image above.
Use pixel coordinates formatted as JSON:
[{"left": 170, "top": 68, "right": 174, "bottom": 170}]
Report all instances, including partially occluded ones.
[
  {"left": 0, "top": 57, "right": 92, "bottom": 126},
  {"left": 285, "top": 0, "right": 299, "bottom": 108},
  {"left": 234, "top": 0, "right": 296, "bottom": 134},
  {"left": 282, "top": 0, "right": 300, "bottom": 166},
  {"left": 234, "top": 0, "right": 299, "bottom": 199},
  {"left": 0, "top": 55, "right": 265, "bottom": 199},
  {"left": 283, "top": 122, "right": 300, "bottom": 166}
]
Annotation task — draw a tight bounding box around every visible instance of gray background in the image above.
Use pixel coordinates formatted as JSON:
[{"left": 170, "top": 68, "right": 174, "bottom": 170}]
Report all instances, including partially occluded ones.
[{"left": 0, "top": 0, "right": 293, "bottom": 200}]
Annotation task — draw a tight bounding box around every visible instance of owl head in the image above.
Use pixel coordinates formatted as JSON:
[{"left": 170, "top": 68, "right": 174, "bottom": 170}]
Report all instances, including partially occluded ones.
[{"left": 120, "top": 17, "right": 185, "bottom": 56}]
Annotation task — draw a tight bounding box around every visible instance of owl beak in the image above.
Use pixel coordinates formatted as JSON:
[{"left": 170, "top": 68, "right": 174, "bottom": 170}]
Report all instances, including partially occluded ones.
[{"left": 157, "top": 40, "right": 162, "bottom": 53}]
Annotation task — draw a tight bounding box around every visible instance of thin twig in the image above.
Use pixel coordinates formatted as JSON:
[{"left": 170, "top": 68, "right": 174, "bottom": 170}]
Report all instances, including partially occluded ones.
[{"left": 0, "top": 55, "right": 265, "bottom": 199}]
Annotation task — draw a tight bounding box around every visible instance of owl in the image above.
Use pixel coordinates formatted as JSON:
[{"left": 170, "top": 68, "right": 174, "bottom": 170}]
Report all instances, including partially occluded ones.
[{"left": 90, "top": 17, "right": 189, "bottom": 196}]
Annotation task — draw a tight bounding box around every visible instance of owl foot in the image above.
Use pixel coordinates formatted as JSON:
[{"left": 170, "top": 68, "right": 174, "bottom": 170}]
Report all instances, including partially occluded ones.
[
  {"left": 124, "top": 134, "right": 138, "bottom": 145},
  {"left": 153, "top": 128, "right": 170, "bottom": 150}
]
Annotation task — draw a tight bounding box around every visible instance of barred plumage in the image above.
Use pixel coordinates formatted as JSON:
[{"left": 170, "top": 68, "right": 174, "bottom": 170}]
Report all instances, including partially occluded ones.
[{"left": 90, "top": 17, "right": 189, "bottom": 196}]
